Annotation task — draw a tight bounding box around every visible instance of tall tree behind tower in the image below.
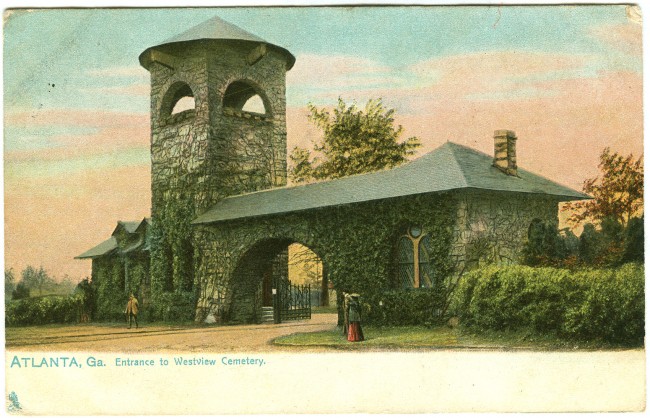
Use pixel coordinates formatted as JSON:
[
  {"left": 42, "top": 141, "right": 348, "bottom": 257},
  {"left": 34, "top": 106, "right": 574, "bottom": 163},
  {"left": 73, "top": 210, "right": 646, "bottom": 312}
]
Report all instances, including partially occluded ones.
[{"left": 289, "top": 98, "right": 420, "bottom": 183}]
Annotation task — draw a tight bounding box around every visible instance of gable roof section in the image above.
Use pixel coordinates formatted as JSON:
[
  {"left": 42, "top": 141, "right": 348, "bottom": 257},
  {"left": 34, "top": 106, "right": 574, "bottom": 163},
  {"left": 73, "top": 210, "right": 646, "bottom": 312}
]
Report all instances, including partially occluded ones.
[
  {"left": 112, "top": 221, "right": 141, "bottom": 236},
  {"left": 76, "top": 218, "right": 150, "bottom": 260},
  {"left": 193, "top": 142, "right": 590, "bottom": 225},
  {"left": 135, "top": 217, "right": 152, "bottom": 234},
  {"left": 75, "top": 237, "right": 118, "bottom": 259}
]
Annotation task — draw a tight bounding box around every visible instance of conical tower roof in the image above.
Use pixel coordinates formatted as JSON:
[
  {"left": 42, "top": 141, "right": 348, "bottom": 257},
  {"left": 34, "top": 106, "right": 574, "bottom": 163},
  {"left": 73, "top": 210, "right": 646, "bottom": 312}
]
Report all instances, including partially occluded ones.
[{"left": 139, "top": 16, "right": 295, "bottom": 69}]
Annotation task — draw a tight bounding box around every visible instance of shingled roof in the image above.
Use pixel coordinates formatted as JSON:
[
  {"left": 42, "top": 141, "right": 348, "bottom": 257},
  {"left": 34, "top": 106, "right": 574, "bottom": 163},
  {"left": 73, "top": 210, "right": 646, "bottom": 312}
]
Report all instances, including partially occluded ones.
[
  {"left": 75, "top": 237, "right": 118, "bottom": 260},
  {"left": 76, "top": 218, "right": 150, "bottom": 260},
  {"left": 112, "top": 221, "right": 141, "bottom": 235},
  {"left": 162, "top": 16, "right": 266, "bottom": 45},
  {"left": 193, "top": 142, "right": 590, "bottom": 225},
  {"left": 139, "top": 16, "right": 295, "bottom": 69}
]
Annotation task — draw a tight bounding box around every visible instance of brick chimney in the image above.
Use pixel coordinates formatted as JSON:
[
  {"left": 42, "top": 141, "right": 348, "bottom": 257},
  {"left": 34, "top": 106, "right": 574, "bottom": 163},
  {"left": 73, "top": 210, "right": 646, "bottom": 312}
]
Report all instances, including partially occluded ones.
[{"left": 493, "top": 130, "right": 518, "bottom": 176}]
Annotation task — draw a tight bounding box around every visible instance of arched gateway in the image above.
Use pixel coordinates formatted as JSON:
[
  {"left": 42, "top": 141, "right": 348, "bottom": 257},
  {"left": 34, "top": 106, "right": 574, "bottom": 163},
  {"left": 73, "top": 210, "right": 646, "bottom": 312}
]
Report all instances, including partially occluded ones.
[{"left": 77, "top": 17, "right": 589, "bottom": 325}]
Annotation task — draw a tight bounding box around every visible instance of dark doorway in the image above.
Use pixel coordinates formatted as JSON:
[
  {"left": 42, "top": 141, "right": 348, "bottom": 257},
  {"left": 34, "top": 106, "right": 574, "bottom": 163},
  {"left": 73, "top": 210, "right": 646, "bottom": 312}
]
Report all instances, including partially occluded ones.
[{"left": 262, "top": 267, "right": 273, "bottom": 307}]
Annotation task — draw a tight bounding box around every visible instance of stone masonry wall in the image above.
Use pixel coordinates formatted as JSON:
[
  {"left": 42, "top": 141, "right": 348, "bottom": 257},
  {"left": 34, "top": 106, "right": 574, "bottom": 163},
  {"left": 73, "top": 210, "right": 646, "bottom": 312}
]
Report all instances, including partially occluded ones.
[
  {"left": 207, "top": 42, "right": 288, "bottom": 202},
  {"left": 450, "top": 190, "right": 559, "bottom": 271},
  {"left": 149, "top": 41, "right": 288, "bottom": 217}
]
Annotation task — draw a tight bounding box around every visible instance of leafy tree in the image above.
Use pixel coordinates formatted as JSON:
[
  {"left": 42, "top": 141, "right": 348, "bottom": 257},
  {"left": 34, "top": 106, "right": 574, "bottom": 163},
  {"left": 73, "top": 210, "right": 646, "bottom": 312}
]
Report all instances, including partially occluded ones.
[
  {"left": 57, "top": 275, "right": 78, "bottom": 295},
  {"left": 622, "top": 216, "right": 644, "bottom": 263},
  {"left": 578, "top": 223, "right": 602, "bottom": 265},
  {"left": 21, "top": 265, "right": 50, "bottom": 296},
  {"left": 563, "top": 147, "right": 643, "bottom": 227},
  {"left": 12, "top": 282, "right": 30, "bottom": 300},
  {"left": 289, "top": 98, "right": 420, "bottom": 183},
  {"left": 75, "top": 278, "right": 95, "bottom": 319},
  {"left": 5, "top": 269, "right": 16, "bottom": 301}
]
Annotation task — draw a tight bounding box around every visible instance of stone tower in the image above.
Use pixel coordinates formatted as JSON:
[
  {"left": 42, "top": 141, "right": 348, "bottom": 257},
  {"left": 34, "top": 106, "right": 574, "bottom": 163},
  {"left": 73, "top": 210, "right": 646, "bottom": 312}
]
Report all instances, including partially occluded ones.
[{"left": 138, "top": 17, "right": 294, "bottom": 300}]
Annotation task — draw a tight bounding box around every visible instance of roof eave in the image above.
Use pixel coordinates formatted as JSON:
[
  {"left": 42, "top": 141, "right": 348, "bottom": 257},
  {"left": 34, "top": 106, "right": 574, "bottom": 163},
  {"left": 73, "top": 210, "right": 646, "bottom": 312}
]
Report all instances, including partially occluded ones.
[
  {"left": 74, "top": 248, "right": 117, "bottom": 260},
  {"left": 139, "top": 40, "right": 295, "bottom": 71},
  {"left": 192, "top": 187, "right": 591, "bottom": 226}
]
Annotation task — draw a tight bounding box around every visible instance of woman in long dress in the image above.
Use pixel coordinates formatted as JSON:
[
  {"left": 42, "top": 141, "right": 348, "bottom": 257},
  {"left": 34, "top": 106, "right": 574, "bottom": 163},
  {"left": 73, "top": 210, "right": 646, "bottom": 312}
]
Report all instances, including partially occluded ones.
[{"left": 346, "top": 294, "right": 364, "bottom": 342}]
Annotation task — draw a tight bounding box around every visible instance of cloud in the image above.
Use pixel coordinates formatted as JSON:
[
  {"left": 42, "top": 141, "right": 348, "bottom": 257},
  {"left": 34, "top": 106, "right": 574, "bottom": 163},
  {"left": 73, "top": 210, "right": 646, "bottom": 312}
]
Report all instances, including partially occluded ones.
[
  {"left": 392, "top": 69, "right": 642, "bottom": 190},
  {"left": 5, "top": 108, "right": 147, "bottom": 128},
  {"left": 4, "top": 108, "right": 151, "bottom": 278},
  {"left": 287, "top": 50, "right": 599, "bottom": 111},
  {"left": 79, "top": 83, "right": 151, "bottom": 97},
  {"left": 4, "top": 109, "right": 150, "bottom": 166},
  {"left": 289, "top": 54, "right": 394, "bottom": 87},
  {"left": 86, "top": 66, "right": 148, "bottom": 78},
  {"left": 287, "top": 53, "right": 435, "bottom": 105},
  {"left": 409, "top": 51, "right": 594, "bottom": 101},
  {"left": 589, "top": 23, "right": 642, "bottom": 57}
]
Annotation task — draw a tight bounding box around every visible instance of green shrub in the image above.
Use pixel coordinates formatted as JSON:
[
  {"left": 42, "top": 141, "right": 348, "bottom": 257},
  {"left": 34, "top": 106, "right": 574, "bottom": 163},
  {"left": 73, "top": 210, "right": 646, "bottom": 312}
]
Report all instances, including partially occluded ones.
[
  {"left": 450, "top": 263, "right": 644, "bottom": 345},
  {"left": 362, "top": 288, "right": 445, "bottom": 326},
  {"left": 563, "top": 264, "right": 644, "bottom": 345},
  {"left": 6, "top": 294, "right": 83, "bottom": 326},
  {"left": 149, "top": 291, "right": 196, "bottom": 322}
]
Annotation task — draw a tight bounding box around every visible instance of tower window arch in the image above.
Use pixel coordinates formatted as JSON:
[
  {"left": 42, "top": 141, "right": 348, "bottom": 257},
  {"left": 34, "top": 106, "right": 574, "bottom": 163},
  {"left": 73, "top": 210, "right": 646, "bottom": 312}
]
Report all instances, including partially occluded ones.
[
  {"left": 223, "top": 80, "right": 269, "bottom": 116},
  {"left": 396, "top": 226, "right": 435, "bottom": 289},
  {"left": 161, "top": 82, "right": 196, "bottom": 119},
  {"left": 172, "top": 96, "right": 195, "bottom": 114}
]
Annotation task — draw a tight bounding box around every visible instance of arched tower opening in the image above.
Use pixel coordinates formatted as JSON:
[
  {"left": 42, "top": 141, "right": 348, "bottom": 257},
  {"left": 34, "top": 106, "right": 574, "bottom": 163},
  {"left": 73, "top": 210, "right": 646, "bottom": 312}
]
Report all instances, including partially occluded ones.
[
  {"left": 223, "top": 80, "right": 269, "bottom": 115},
  {"left": 160, "top": 81, "right": 196, "bottom": 117}
]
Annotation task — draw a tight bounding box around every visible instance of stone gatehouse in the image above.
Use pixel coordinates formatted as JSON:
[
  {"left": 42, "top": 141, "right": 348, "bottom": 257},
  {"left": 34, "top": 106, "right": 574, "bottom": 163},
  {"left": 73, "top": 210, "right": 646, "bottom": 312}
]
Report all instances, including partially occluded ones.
[{"left": 77, "top": 17, "right": 588, "bottom": 324}]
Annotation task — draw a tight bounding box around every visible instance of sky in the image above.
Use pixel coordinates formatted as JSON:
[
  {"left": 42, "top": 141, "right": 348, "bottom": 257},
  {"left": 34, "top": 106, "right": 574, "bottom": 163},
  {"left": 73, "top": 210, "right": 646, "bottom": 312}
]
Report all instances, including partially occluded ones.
[{"left": 3, "top": 4, "right": 643, "bottom": 280}]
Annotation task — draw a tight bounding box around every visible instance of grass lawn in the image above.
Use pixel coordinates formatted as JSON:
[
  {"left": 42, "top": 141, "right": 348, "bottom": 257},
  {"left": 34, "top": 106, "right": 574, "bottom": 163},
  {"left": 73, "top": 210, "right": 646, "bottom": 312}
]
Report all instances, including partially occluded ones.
[
  {"left": 274, "top": 326, "right": 463, "bottom": 349},
  {"left": 311, "top": 306, "right": 338, "bottom": 314},
  {"left": 273, "top": 325, "right": 640, "bottom": 351}
]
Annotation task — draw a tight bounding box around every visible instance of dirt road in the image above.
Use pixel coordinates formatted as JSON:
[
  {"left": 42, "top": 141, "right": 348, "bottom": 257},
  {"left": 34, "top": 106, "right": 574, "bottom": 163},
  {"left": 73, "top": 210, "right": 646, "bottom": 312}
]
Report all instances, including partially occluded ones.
[{"left": 5, "top": 313, "right": 338, "bottom": 353}]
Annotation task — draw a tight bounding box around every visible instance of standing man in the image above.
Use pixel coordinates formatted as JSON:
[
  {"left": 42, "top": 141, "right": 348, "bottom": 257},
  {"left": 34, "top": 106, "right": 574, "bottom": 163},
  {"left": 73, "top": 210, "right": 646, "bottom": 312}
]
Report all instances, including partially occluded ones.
[{"left": 126, "top": 293, "right": 139, "bottom": 329}]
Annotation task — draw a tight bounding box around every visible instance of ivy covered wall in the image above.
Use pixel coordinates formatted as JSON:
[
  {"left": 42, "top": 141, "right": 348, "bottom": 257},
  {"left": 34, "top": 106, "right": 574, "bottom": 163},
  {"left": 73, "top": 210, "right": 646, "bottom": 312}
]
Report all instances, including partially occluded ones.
[
  {"left": 193, "top": 190, "right": 560, "bottom": 325},
  {"left": 92, "top": 254, "right": 150, "bottom": 322},
  {"left": 193, "top": 193, "right": 457, "bottom": 323}
]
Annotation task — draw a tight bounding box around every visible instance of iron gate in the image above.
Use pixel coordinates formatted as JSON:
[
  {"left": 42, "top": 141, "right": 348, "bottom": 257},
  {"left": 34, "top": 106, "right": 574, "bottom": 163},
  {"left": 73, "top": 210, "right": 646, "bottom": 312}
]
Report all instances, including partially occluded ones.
[{"left": 274, "top": 279, "right": 311, "bottom": 323}]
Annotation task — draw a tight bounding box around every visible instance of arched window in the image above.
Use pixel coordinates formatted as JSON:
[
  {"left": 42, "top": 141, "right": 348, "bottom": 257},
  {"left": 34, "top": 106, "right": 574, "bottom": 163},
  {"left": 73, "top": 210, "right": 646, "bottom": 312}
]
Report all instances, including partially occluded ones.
[
  {"left": 528, "top": 218, "right": 544, "bottom": 241},
  {"left": 396, "top": 226, "right": 435, "bottom": 289},
  {"left": 418, "top": 235, "right": 434, "bottom": 288},
  {"left": 397, "top": 236, "right": 415, "bottom": 288},
  {"left": 223, "top": 80, "right": 268, "bottom": 115},
  {"left": 161, "top": 82, "right": 195, "bottom": 118}
]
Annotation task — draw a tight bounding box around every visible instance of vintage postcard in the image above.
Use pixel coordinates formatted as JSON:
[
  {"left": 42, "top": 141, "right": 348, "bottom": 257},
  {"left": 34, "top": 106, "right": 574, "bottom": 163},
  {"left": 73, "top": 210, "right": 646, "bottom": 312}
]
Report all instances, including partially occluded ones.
[{"left": 3, "top": 2, "right": 645, "bottom": 414}]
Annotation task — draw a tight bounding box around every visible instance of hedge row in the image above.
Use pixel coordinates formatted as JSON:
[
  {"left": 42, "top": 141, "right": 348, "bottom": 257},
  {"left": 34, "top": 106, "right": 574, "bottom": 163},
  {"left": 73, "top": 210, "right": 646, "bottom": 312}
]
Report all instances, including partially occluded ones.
[
  {"left": 362, "top": 288, "right": 446, "bottom": 326},
  {"left": 6, "top": 295, "right": 83, "bottom": 326},
  {"left": 450, "top": 263, "right": 644, "bottom": 345}
]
